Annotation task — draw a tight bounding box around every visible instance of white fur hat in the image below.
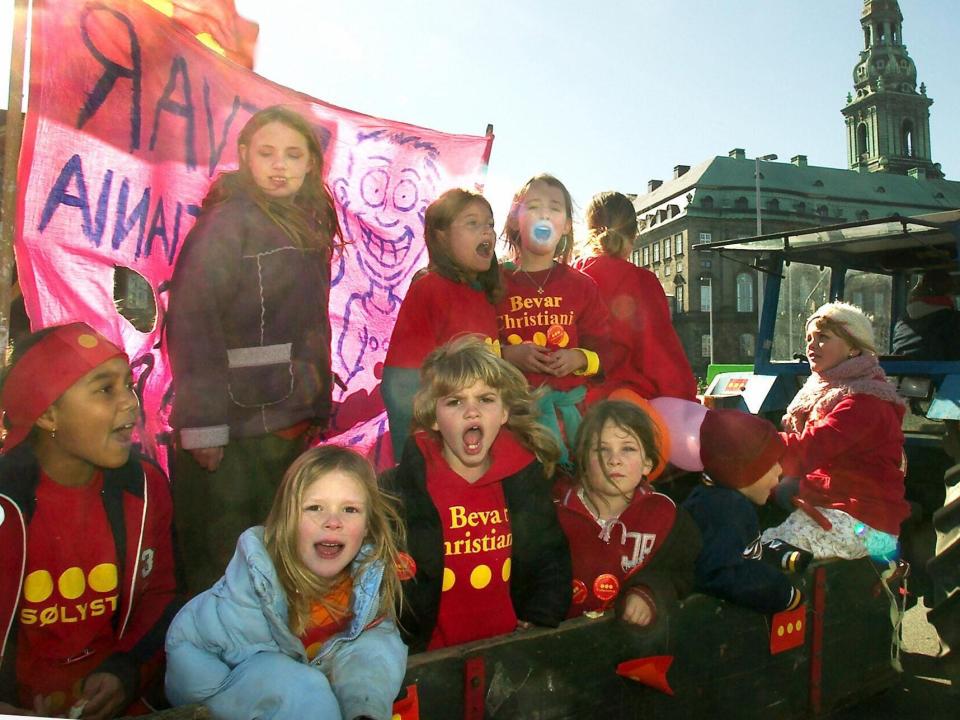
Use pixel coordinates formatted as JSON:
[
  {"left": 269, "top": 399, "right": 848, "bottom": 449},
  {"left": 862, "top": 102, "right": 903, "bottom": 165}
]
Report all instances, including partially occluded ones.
[{"left": 807, "top": 301, "right": 876, "bottom": 353}]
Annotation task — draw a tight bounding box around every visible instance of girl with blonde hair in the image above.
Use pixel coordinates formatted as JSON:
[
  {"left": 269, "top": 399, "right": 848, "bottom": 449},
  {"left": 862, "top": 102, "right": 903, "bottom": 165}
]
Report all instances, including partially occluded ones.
[
  {"left": 382, "top": 335, "right": 571, "bottom": 651},
  {"left": 166, "top": 445, "right": 406, "bottom": 720},
  {"left": 762, "top": 302, "right": 908, "bottom": 560}
]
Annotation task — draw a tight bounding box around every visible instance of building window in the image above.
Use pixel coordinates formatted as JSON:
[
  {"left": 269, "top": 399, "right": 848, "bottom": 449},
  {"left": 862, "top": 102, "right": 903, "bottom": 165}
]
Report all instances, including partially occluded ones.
[
  {"left": 698, "top": 232, "right": 712, "bottom": 245},
  {"left": 701, "top": 335, "right": 712, "bottom": 358},
  {"left": 701, "top": 259, "right": 712, "bottom": 269},
  {"left": 675, "top": 233, "right": 684, "bottom": 255},
  {"left": 675, "top": 285, "right": 684, "bottom": 313},
  {"left": 701, "top": 195, "right": 715, "bottom": 209},
  {"left": 766, "top": 198, "right": 780, "bottom": 212},
  {"left": 652, "top": 243, "right": 660, "bottom": 262},
  {"left": 794, "top": 201, "right": 806, "bottom": 215},
  {"left": 856, "top": 123, "right": 868, "bottom": 157},
  {"left": 817, "top": 205, "right": 829, "bottom": 218},
  {"left": 734, "top": 197, "right": 748, "bottom": 210},
  {"left": 642, "top": 247, "right": 649, "bottom": 265},
  {"left": 631, "top": 250, "right": 641, "bottom": 266},
  {"left": 700, "top": 283, "right": 712, "bottom": 311},
  {"left": 663, "top": 239, "right": 671, "bottom": 259},
  {"left": 740, "top": 333, "right": 755, "bottom": 358},
  {"left": 663, "top": 262, "right": 671, "bottom": 276},
  {"left": 736, "top": 273, "right": 754, "bottom": 312},
  {"left": 856, "top": 209, "right": 870, "bottom": 221}
]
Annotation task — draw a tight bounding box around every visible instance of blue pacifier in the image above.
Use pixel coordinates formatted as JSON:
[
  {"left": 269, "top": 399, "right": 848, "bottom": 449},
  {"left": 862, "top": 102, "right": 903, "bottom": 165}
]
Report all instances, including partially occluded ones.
[{"left": 532, "top": 220, "right": 554, "bottom": 246}]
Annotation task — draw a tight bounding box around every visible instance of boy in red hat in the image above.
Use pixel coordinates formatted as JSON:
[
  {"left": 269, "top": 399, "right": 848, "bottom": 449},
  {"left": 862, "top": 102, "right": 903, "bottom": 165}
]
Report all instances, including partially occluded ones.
[
  {"left": 682, "top": 409, "right": 807, "bottom": 613},
  {"left": 0, "top": 324, "right": 179, "bottom": 718}
]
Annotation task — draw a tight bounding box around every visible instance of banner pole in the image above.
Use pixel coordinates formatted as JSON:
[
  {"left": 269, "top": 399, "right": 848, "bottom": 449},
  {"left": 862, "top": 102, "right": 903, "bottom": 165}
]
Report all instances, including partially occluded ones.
[{"left": 1, "top": 0, "right": 30, "bottom": 363}]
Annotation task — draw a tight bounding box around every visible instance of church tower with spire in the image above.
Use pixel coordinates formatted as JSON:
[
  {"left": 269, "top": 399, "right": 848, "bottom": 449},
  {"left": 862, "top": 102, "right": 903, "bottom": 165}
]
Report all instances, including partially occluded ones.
[{"left": 842, "top": 0, "right": 942, "bottom": 178}]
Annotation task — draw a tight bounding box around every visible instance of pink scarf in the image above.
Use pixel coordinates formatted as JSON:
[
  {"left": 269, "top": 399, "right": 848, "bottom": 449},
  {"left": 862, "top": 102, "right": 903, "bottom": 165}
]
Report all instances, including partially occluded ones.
[{"left": 782, "top": 354, "right": 904, "bottom": 433}]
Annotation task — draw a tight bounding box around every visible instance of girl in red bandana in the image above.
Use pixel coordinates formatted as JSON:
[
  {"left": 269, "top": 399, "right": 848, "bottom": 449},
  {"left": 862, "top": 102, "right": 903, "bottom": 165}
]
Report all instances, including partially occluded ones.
[{"left": 0, "top": 323, "right": 178, "bottom": 719}]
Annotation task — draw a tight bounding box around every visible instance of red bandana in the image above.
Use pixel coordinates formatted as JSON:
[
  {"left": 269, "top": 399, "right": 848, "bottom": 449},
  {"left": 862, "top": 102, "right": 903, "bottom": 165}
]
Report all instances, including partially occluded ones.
[{"left": 1, "top": 324, "right": 127, "bottom": 453}]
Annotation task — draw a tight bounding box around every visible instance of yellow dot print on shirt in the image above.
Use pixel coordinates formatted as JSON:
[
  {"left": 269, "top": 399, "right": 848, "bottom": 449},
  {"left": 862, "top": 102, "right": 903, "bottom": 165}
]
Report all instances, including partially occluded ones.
[
  {"left": 88, "top": 563, "right": 118, "bottom": 593},
  {"left": 23, "top": 570, "right": 54, "bottom": 603},
  {"left": 532, "top": 332, "right": 547, "bottom": 347},
  {"left": 507, "top": 334, "right": 523, "bottom": 345},
  {"left": 76, "top": 333, "right": 99, "bottom": 349},
  {"left": 501, "top": 558, "right": 512, "bottom": 582},
  {"left": 58, "top": 566, "right": 86, "bottom": 600},
  {"left": 471, "top": 564, "right": 492, "bottom": 590},
  {"left": 442, "top": 568, "right": 456, "bottom": 592}
]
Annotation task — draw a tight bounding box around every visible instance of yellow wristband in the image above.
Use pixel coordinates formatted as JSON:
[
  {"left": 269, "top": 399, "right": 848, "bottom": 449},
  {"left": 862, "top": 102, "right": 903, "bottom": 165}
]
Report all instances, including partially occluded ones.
[{"left": 573, "top": 348, "right": 600, "bottom": 376}]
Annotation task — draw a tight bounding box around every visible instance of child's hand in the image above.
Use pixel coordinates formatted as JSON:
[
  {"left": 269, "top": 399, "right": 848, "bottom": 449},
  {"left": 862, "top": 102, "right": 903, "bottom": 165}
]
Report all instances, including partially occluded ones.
[
  {"left": 621, "top": 591, "right": 654, "bottom": 627},
  {"left": 547, "top": 349, "right": 587, "bottom": 377},
  {"left": 502, "top": 343, "right": 555, "bottom": 374},
  {"left": 188, "top": 446, "right": 225, "bottom": 472},
  {"left": 79, "top": 673, "right": 126, "bottom": 720}
]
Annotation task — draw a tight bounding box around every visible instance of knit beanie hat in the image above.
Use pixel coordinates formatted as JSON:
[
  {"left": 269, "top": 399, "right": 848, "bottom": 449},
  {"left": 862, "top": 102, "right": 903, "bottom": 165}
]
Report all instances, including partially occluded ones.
[
  {"left": 807, "top": 301, "right": 876, "bottom": 353},
  {"left": 699, "top": 409, "right": 785, "bottom": 489}
]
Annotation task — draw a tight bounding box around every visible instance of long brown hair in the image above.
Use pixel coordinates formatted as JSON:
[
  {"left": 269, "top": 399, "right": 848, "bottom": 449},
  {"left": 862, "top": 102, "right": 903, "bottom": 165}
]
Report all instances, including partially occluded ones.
[
  {"left": 412, "top": 335, "right": 560, "bottom": 476},
  {"left": 424, "top": 188, "right": 503, "bottom": 303},
  {"left": 264, "top": 445, "right": 405, "bottom": 635},
  {"left": 501, "top": 174, "right": 575, "bottom": 266},
  {"left": 204, "top": 105, "right": 342, "bottom": 253}
]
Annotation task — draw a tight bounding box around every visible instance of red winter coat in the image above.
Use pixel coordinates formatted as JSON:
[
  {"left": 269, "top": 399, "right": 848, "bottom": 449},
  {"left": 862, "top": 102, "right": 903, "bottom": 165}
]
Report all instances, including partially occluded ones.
[{"left": 781, "top": 394, "right": 909, "bottom": 535}]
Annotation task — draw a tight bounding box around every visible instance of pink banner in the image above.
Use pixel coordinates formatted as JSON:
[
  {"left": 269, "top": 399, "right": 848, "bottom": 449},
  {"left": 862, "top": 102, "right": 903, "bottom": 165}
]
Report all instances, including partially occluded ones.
[{"left": 16, "top": 0, "right": 493, "bottom": 470}]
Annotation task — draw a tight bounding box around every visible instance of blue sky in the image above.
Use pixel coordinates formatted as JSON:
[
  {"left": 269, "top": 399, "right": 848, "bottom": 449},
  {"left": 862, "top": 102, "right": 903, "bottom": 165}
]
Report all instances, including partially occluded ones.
[{"left": 3, "top": 1, "right": 957, "bottom": 227}]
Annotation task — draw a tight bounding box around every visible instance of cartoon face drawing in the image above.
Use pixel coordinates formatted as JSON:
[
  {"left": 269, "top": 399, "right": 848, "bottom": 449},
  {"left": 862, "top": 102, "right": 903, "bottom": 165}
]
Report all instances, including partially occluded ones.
[
  {"left": 329, "top": 130, "right": 442, "bottom": 389},
  {"left": 333, "top": 130, "right": 441, "bottom": 289}
]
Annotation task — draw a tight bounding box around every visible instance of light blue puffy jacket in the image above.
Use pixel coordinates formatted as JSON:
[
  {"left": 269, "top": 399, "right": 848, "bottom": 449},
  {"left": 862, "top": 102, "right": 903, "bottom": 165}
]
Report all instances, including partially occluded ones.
[{"left": 165, "top": 527, "right": 407, "bottom": 720}]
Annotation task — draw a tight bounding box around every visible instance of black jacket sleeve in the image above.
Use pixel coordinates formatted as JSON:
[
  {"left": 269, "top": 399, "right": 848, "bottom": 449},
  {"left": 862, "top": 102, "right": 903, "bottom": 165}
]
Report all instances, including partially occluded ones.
[{"left": 505, "top": 463, "right": 572, "bottom": 627}]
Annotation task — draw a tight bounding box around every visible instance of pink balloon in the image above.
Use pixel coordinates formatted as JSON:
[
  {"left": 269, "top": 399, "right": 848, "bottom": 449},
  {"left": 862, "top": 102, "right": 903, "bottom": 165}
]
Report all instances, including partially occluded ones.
[{"left": 649, "top": 397, "right": 708, "bottom": 471}]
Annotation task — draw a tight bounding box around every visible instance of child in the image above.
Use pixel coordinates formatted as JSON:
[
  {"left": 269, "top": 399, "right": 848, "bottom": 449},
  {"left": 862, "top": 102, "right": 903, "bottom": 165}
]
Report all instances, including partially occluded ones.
[
  {"left": 577, "top": 191, "right": 697, "bottom": 402},
  {"left": 165, "top": 445, "right": 406, "bottom": 720},
  {"left": 683, "top": 409, "right": 806, "bottom": 614},
  {"left": 556, "top": 400, "right": 700, "bottom": 626},
  {"left": 0, "top": 323, "right": 178, "bottom": 719},
  {"left": 167, "top": 105, "right": 342, "bottom": 595},
  {"left": 381, "top": 336, "right": 571, "bottom": 652},
  {"left": 384, "top": 188, "right": 503, "bottom": 461},
  {"left": 762, "top": 302, "right": 909, "bottom": 559},
  {"left": 497, "top": 174, "right": 620, "bottom": 462}
]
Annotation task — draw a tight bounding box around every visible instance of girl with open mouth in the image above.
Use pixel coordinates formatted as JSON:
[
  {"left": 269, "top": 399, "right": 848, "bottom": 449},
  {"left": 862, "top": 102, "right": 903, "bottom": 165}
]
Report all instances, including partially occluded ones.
[
  {"left": 381, "top": 336, "right": 572, "bottom": 652},
  {"left": 384, "top": 188, "right": 504, "bottom": 461},
  {"left": 166, "top": 445, "right": 407, "bottom": 720}
]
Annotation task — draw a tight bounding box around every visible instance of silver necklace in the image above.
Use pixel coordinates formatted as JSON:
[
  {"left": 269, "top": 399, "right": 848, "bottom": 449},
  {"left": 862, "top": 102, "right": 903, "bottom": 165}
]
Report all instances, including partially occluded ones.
[{"left": 518, "top": 262, "right": 555, "bottom": 295}]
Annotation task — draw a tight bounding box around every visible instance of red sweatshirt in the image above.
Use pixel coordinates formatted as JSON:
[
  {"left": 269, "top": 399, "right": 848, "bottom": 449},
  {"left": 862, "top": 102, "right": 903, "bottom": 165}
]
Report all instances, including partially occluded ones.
[
  {"left": 417, "top": 431, "right": 537, "bottom": 649},
  {"left": 577, "top": 254, "right": 696, "bottom": 401},
  {"left": 556, "top": 486, "right": 680, "bottom": 618},
  {"left": 496, "top": 264, "right": 618, "bottom": 391},
  {"left": 385, "top": 272, "right": 500, "bottom": 369}
]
